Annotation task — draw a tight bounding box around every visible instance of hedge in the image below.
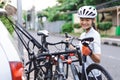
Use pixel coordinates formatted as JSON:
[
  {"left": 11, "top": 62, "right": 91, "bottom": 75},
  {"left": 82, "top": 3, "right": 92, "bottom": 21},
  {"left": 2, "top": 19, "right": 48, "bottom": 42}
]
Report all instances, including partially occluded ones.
[
  {"left": 62, "top": 21, "right": 73, "bottom": 33},
  {"left": 97, "top": 22, "right": 112, "bottom": 31}
]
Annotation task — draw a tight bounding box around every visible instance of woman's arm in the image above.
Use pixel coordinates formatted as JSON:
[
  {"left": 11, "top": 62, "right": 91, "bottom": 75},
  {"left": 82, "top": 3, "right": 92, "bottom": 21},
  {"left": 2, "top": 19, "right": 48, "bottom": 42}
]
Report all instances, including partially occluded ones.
[{"left": 90, "top": 53, "right": 101, "bottom": 63}]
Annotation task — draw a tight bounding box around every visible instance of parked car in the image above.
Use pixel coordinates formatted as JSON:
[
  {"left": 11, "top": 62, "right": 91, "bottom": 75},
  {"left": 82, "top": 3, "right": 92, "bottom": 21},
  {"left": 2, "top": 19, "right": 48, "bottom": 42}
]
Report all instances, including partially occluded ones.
[{"left": 0, "top": 9, "right": 24, "bottom": 80}]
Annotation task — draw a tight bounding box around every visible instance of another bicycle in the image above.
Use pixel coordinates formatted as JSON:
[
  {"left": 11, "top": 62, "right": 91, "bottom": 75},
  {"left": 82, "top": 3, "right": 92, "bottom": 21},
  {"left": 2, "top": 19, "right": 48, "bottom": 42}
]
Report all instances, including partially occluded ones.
[{"left": 64, "top": 33, "right": 113, "bottom": 80}]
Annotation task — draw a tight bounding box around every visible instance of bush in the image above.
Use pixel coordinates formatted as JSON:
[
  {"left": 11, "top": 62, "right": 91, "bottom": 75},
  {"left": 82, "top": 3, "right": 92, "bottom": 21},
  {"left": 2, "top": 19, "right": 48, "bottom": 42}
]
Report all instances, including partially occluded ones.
[
  {"left": 0, "top": 16, "right": 14, "bottom": 34},
  {"left": 97, "top": 22, "right": 112, "bottom": 31},
  {"left": 48, "top": 13, "right": 72, "bottom": 22},
  {"left": 73, "top": 23, "right": 81, "bottom": 28},
  {"left": 62, "top": 21, "right": 73, "bottom": 33}
]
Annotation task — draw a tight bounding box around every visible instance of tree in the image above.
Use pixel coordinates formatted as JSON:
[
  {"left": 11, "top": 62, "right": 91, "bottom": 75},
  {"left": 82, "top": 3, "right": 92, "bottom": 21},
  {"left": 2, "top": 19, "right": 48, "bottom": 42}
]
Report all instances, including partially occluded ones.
[
  {"left": 39, "top": 0, "right": 120, "bottom": 22},
  {"left": 0, "top": 2, "right": 5, "bottom": 8},
  {"left": 83, "top": 0, "right": 109, "bottom": 5},
  {"left": 40, "top": 0, "right": 81, "bottom": 22}
]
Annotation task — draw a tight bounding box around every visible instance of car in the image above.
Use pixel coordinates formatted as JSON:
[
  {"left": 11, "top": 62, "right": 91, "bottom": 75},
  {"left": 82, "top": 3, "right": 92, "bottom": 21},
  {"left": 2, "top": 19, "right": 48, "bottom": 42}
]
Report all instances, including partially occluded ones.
[{"left": 0, "top": 9, "right": 24, "bottom": 80}]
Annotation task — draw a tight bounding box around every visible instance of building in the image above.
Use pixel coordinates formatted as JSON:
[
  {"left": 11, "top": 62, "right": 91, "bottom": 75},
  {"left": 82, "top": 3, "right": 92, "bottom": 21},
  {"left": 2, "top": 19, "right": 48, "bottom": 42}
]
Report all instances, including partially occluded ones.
[{"left": 98, "top": 6, "right": 120, "bottom": 36}]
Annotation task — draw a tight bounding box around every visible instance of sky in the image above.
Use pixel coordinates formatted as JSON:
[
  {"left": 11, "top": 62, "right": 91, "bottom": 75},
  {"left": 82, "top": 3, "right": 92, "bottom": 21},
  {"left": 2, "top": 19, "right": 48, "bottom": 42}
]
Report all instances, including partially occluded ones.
[{"left": 11, "top": 0, "right": 57, "bottom": 11}]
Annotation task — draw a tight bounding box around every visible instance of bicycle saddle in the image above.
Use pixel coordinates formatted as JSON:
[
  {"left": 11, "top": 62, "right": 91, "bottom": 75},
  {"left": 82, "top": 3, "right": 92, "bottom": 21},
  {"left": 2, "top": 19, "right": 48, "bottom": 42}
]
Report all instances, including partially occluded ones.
[
  {"left": 37, "top": 30, "right": 49, "bottom": 37},
  {"left": 81, "top": 37, "right": 94, "bottom": 42},
  {"left": 78, "top": 37, "right": 94, "bottom": 46}
]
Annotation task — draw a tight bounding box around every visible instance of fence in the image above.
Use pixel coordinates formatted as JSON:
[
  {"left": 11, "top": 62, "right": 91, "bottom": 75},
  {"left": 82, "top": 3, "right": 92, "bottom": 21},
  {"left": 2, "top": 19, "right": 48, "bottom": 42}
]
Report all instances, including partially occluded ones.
[{"left": 43, "top": 21, "right": 65, "bottom": 33}]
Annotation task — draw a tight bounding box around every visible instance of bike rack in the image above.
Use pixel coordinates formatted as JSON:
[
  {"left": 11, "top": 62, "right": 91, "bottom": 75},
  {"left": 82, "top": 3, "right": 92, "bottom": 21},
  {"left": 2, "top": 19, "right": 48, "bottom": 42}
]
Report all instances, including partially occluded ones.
[{"left": 5, "top": 15, "right": 47, "bottom": 57}]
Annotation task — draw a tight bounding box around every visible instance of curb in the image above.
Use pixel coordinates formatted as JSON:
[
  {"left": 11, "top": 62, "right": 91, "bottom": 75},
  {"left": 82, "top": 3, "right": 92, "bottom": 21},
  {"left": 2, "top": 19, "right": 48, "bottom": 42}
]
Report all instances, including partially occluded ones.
[{"left": 101, "top": 38, "right": 120, "bottom": 47}]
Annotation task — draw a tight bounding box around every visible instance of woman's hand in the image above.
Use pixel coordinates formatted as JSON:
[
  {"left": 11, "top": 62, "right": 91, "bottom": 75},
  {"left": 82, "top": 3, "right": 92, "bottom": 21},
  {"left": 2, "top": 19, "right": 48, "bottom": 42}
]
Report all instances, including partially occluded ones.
[{"left": 82, "top": 45, "right": 92, "bottom": 56}]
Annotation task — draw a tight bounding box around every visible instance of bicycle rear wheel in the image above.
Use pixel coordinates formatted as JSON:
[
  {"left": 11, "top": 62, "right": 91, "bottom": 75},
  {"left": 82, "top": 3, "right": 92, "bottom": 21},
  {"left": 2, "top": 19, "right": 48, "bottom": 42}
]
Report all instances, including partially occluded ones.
[
  {"left": 86, "top": 63, "right": 113, "bottom": 80},
  {"left": 33, "top": 58, "right": 52, "bottom": 80}
]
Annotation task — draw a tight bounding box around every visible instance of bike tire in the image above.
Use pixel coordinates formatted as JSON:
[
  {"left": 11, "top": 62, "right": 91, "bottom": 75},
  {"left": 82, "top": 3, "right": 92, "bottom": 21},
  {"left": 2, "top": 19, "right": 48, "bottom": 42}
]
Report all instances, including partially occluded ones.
[
  {"left": 41, "top": 61, "right": 52, "bottom": 80},
  {"left": 35, "top": 68, "right": 45, "bottom": 80},
  {"left": 86, "top": 63, "right": 113, "bottom": 80}
]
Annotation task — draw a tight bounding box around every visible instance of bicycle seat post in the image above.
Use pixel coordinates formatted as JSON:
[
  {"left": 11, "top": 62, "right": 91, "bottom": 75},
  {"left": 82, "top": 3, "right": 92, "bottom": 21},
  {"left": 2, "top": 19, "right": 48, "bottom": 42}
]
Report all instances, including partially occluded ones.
[{"left": 37, "top": 30, "right": 49, "bottom": 52}]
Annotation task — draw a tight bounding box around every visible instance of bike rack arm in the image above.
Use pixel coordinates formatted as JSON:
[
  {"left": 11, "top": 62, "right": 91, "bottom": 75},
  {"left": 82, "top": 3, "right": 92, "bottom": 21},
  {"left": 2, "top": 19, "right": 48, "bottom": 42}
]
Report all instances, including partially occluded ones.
[{"left": 5, "top": 16, "right": 46, "bottom": 51}]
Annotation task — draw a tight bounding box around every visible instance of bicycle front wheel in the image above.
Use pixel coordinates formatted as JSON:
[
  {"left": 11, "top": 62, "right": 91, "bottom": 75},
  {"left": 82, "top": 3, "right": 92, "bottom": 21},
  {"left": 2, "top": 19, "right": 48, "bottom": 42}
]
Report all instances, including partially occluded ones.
[{"left": 86, "top": 63, "right": 113, "bottom": 80}]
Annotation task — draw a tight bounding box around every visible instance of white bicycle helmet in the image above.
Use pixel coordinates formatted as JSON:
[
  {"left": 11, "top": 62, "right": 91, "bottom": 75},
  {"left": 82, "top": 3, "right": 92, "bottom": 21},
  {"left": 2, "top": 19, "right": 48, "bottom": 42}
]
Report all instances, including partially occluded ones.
[{"left": 78, "top": 6, "right": 97, "bottom": 18}]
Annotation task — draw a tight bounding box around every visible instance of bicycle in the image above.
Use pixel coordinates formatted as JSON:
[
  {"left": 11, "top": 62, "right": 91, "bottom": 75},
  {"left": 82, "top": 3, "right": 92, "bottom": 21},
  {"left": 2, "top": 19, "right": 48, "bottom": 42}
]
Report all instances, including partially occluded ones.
[
  {"left": 64, "top": 33, "right": 113, "bottom": 80},
  {"left": 27, "top": 31, "right": 78, "bottom": 80},
  {"left": 37, "top": 30, "right": 77, "bottom": 80},
  {"left": 38, "top": 31, "right": 113, "bottom": 80}
]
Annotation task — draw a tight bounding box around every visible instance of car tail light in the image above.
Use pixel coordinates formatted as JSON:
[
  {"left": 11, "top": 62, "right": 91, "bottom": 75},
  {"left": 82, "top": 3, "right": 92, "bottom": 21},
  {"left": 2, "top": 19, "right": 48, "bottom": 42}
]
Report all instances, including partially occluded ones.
[{"left": 9, "top": 61, "right": 24, "bottom": 80}]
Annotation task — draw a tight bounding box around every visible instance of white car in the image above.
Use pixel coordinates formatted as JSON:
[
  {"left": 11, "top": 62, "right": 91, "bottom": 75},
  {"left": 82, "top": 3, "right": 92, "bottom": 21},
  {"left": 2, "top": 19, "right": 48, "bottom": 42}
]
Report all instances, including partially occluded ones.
[{"left": 0, "top": 13, "right": 24, "bottom": 80}]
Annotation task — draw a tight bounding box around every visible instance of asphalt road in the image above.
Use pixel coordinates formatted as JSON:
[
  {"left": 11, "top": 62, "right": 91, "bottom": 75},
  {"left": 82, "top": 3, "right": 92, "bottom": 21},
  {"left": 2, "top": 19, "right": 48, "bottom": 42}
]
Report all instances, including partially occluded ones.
[
  {"left": 14, "top": 30, "right": 120, "bottom": 80},
  {"left": 101, "top": 44, "right": 120, "bottom": 80}
]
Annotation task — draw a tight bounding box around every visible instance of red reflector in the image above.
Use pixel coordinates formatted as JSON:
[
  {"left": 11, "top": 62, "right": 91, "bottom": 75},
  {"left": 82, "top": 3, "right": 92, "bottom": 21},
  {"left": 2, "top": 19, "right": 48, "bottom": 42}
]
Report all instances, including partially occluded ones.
[
  {"left": 46, "top": 56, "right": 50, "bottom": 60},
  {"left": 9, "top": 61, "right": 24, "bottom": 80},
  {"left": 69, "top": 53, "right": 75, "bottom": 56},
  {"left": 67, "top": 59, "right": 72, "bottom": 64}
]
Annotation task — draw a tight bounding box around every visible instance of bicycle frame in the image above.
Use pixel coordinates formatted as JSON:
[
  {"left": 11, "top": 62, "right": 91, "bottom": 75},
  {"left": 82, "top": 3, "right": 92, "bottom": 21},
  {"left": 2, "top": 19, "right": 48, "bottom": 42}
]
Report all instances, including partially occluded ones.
[
  {"left": 75, "top": 38, "right": 94, "bottom": 80},
  {"left": 64, "top": 33, "right": 95, "bottom": 80},
  {"left": 81, "top": 56, "right": 89, "bottom": 80}
]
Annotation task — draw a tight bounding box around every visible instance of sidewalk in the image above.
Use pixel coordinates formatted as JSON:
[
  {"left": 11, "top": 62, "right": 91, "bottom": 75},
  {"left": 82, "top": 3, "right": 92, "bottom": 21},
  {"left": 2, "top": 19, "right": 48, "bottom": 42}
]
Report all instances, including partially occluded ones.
[{"left": 101, "top": 37, "right": 120, "bottom": 47}]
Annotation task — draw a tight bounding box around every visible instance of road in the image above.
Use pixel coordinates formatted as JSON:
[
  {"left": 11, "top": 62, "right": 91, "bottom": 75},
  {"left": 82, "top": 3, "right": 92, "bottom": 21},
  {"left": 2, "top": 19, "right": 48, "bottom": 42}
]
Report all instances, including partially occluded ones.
[
  {"left": 16, "top": 30, "right": 120, "bottom": 80},
  {"left": 101, "top": 44, "right": 120, "bottom": 80}
]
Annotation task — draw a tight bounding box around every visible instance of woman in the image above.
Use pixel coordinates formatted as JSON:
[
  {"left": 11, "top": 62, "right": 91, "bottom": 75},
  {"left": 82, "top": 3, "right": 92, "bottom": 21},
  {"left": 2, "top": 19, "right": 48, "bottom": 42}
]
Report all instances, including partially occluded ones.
[
  {"left": 70, "top": 6, "right": 101, "bottom": 80},
  {"left": 77, "top": 6, "right": 101, "bottom": 63}
]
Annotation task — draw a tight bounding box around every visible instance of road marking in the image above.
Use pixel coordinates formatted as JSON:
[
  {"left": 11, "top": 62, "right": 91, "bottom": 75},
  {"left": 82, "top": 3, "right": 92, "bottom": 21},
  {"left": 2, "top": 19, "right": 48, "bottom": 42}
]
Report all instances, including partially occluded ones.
[{"left": 103, "top": 55, "right": 120, "bottom": 61}]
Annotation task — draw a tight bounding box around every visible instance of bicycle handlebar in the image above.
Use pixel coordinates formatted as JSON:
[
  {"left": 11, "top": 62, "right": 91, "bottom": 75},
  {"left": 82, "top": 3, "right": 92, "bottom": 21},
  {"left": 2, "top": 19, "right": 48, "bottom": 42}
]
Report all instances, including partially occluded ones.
[{"left": 47, "top": 40, "right": 68, "bottom": 45}]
